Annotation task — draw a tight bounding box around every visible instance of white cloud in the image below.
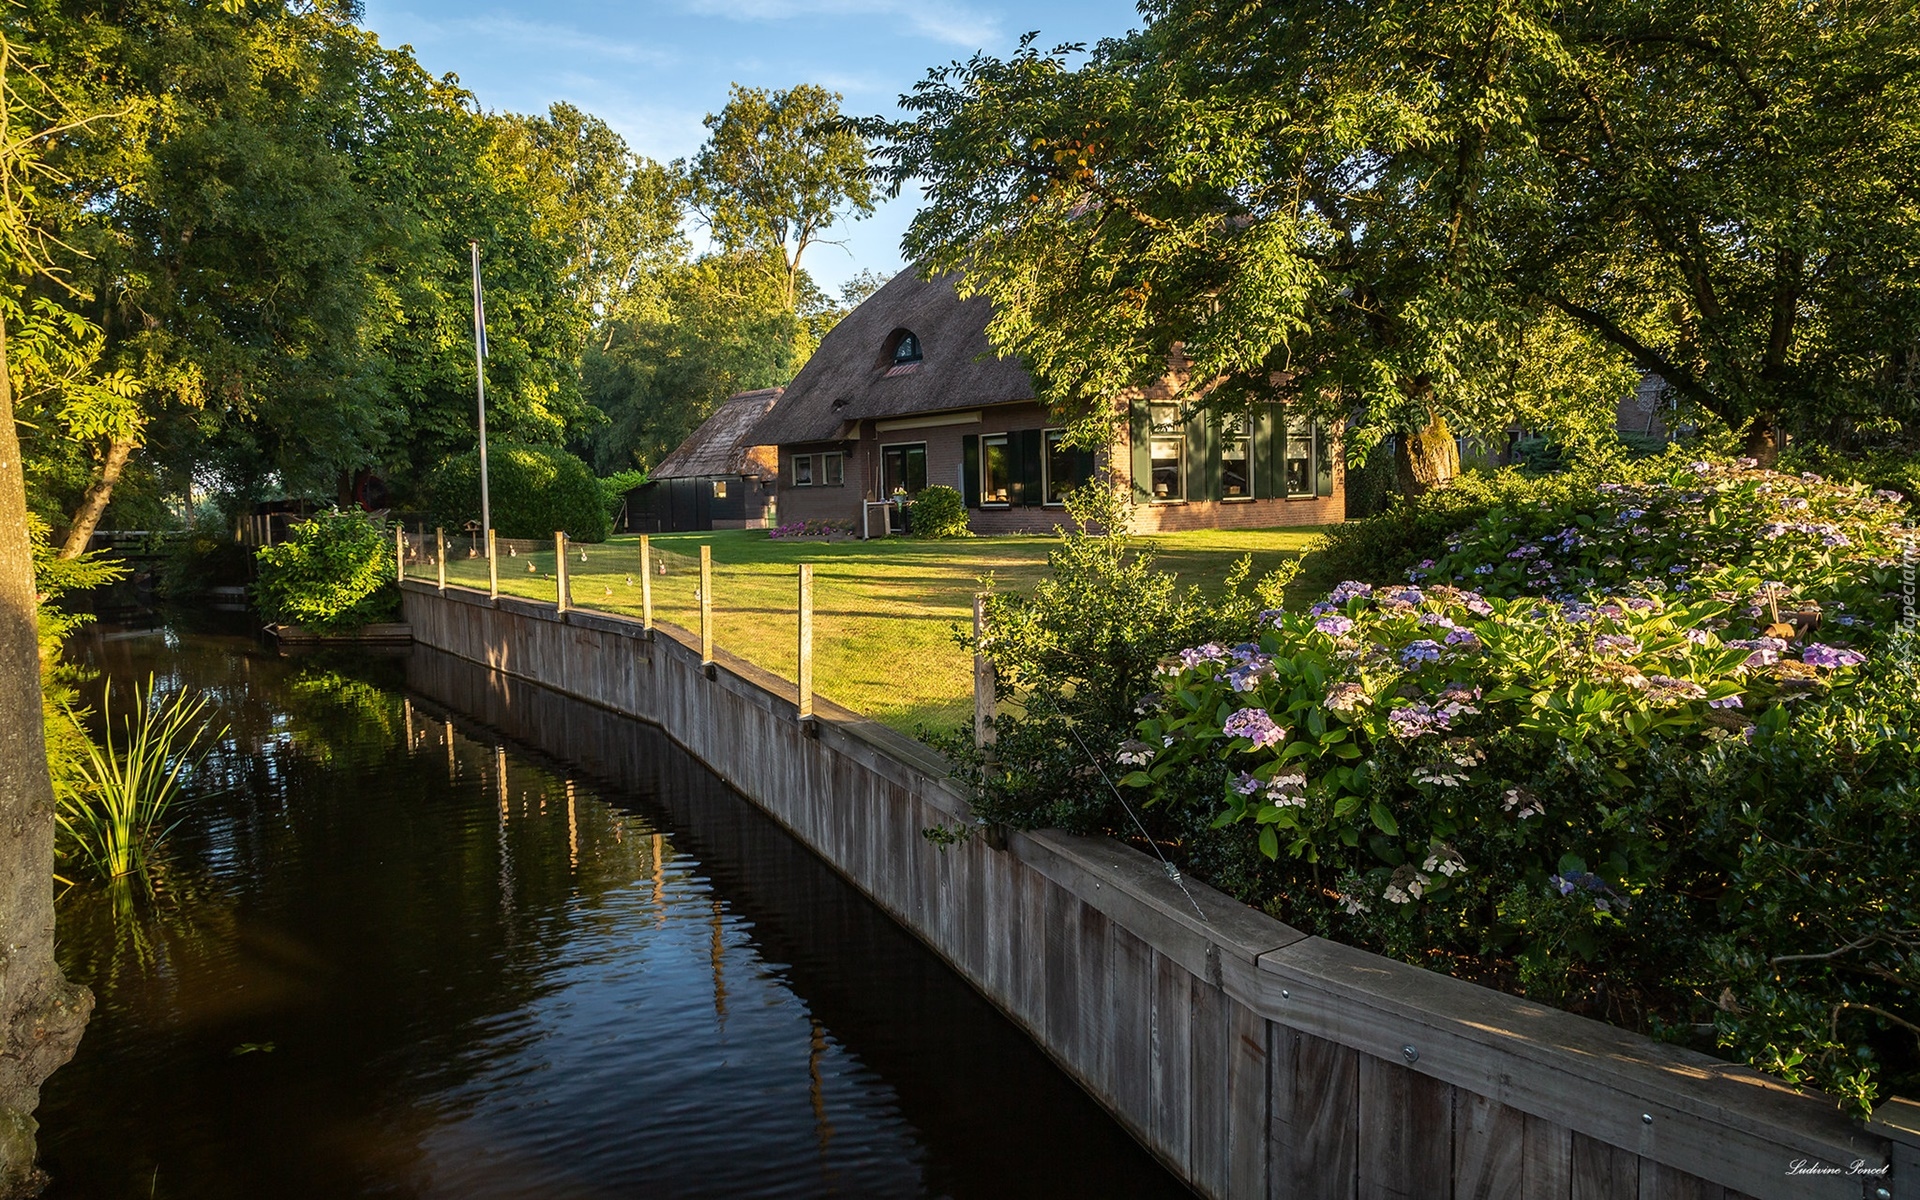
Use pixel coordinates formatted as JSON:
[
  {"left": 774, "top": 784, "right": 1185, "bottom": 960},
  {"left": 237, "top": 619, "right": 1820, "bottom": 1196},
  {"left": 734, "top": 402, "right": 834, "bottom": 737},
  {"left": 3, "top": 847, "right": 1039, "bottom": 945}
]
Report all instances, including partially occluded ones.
[
  {"left": 680, "top": 0, "right": 1001, "bottom": 50},
  {"left": 377, "top": 10, "right": 678, "bottom": 68}
]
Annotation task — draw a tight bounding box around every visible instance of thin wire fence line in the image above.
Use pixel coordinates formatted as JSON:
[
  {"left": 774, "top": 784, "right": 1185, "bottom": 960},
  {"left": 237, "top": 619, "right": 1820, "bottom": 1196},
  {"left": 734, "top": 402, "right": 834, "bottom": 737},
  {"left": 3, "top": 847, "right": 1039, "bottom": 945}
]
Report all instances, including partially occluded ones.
[{"left": 406, "top": 532, "right": 977, "bottom": 739}]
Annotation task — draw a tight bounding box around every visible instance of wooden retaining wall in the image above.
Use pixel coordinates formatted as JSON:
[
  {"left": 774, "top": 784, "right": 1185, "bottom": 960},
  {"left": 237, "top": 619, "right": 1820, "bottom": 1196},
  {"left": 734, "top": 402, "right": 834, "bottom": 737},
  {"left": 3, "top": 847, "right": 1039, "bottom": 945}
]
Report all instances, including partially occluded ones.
[{"left": 400, "top": 581, "right": 1902, "bottom": 1200}]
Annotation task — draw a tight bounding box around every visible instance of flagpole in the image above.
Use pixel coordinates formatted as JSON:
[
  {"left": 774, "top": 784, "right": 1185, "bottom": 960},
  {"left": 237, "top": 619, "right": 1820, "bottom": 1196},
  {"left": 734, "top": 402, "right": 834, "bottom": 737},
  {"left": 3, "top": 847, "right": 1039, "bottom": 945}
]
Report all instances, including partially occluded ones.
[{"left": 470, "top": 240, "right": 492, "bottom": 555}]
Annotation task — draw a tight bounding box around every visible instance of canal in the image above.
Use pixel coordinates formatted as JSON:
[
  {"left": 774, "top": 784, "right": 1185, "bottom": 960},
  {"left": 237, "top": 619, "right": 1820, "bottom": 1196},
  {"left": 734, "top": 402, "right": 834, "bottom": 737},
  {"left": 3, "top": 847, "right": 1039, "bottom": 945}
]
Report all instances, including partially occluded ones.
[{"left": 41, "top": 618, "right": 1189, "bottom": 1199}]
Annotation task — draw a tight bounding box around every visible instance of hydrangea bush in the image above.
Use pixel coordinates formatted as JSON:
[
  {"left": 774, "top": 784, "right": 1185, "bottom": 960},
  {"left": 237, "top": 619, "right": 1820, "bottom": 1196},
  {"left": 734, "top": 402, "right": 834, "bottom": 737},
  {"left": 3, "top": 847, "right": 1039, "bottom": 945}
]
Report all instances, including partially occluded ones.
[{"left": 1116, "top": 463, "right": 1918, "bottom": 1114}]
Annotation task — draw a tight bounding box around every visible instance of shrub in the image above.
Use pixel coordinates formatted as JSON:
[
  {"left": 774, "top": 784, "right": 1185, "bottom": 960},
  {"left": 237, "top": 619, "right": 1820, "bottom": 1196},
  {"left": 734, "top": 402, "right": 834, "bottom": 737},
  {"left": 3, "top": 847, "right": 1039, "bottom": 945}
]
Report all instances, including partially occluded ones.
[
  {"left": 252, "top": 509, "right": 399, "bottom": 633},
  {"left": 599, "top": 469, "right": 649, "bottom": 520},
  {"left": 906, "top": 485, "right": 970, "bottom": 538},
  {"left": 1419, "top": 461, "right": 1913, "bottom": 640},
  {"left": 427, "top": 443, "right": 612, "bottom": 542},
  {"left": 1125, "top": 579, "right": 1915, "bottom": 1115},
  {"left": 929, "top": 483, "right": 1283, "bottom": 832}
]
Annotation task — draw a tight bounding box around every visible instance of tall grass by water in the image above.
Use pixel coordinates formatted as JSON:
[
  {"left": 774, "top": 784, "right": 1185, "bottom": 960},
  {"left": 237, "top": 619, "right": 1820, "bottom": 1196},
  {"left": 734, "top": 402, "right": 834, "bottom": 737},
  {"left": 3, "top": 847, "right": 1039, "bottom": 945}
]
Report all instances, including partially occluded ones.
[{"left": 57, "top": 676, "right": 224, "bottom": 884}]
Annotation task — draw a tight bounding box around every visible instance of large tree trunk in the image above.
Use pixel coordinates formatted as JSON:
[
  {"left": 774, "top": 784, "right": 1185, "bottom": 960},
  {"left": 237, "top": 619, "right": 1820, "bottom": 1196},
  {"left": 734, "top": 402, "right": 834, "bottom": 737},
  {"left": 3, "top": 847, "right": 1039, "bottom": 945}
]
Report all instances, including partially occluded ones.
[
  {"left": 1394, "top": 410, "right": 1461, "bottom": 498},
  {"left": 0, "top": 306, "right": 94, "bottom": 1195},
  {"left": 1741, "top": 412, "right": 1781, "bottom": 466},
  {"left": 55, "top": 436, "right": 133, "bottom": 560}
]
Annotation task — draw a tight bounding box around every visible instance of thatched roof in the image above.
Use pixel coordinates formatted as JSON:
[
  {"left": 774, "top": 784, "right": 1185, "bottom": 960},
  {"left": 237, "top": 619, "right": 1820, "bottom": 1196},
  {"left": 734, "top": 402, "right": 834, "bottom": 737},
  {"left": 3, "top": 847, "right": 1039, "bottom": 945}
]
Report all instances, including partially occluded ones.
[
  {"left": 651, "top": 387, "right": 783, "bottom": 480},
  {"left": 749, "top": 269, "right": 1035, "bottom": 445}
]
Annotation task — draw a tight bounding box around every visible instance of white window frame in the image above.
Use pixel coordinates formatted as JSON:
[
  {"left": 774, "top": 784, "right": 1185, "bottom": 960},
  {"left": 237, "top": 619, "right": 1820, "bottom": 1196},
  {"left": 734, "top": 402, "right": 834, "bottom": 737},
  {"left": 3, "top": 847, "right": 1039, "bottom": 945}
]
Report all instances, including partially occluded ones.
[
  {"left": 1042, "top": 428, "right": 1072, "bottom": 506},
  {"left": 980, "top": 433, "right": 1012, "bottom": 507},
  {"left": 791, "top": 454, "right": 814, "bottom": 487},
  {"left": 1284, "top": 419, "right": 1318, "bottom": 498},
  {"left": 822, "top": 452, "right": 845, "bottom": 487},
  {"left": 1221, "top": 411, "right": 1254, "bottom": 502}
]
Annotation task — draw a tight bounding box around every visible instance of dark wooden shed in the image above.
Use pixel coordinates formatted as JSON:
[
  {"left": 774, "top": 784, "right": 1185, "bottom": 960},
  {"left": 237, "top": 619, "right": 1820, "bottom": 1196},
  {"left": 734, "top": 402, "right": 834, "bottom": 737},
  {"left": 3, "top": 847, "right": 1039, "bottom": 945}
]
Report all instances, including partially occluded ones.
[{"left": 624, "top": 388, "right": 783, "bottom": 533}]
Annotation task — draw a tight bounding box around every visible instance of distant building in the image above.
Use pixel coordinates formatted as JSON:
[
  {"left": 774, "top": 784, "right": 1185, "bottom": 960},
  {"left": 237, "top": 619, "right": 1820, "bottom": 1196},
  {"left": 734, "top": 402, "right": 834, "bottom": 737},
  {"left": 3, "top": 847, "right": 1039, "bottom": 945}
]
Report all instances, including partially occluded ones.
[
  {"left": 747, "top": 269, "right": 1343, "bottom": 535},
  {"left": 625, "top": 387, "right": 783, "bottom": 533}
]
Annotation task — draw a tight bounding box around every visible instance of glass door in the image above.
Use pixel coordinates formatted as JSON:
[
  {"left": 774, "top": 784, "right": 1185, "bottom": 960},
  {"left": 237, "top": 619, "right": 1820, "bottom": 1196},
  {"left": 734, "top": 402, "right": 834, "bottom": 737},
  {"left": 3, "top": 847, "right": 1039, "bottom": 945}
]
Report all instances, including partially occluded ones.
[{"left": 882, "top": 443, "right": 927, "bottom": 532}]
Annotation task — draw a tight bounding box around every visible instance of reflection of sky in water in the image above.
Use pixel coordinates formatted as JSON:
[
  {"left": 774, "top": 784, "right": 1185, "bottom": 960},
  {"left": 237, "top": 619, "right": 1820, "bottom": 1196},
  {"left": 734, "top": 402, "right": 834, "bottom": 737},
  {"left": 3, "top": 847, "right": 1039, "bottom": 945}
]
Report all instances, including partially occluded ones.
[{"left": 43, "top": 625, "right": 1183, "bottom": 1200}]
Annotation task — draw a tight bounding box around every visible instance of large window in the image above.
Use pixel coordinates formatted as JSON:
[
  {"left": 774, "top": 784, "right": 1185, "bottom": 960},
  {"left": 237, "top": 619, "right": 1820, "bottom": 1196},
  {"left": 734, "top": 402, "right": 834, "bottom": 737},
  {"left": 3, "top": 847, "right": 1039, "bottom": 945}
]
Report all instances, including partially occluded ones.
[
  {"left": 882, "top": 443, "right": 927, "bottom": 497},
  {"left": 1285, "top": 419, "right": 1317, "bottom": 496},
  {"left": 791, "top": 453, "right": 843, "bottom": 487},
  {"left": 1222, "top": 410, "right": 1252, "bottom": 500},
  {"left": 1043, "top": 429, "right": 1091, "bottom": 504},
  {"left": 981, "top": 434, "right": 1012, "bottom": 504},
  {"left": 1147, "top": 404, "right": 1184, "bottom": 502}
]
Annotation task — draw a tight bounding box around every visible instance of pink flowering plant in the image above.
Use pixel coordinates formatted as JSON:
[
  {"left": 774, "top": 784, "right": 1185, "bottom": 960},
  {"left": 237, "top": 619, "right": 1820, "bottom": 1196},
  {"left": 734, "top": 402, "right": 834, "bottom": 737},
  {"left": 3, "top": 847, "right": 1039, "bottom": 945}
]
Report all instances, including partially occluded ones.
[
  {"left": 1418, "top": 461, "right": 1914, "bottom": 638},
  {"left": 1120, "top": 572, "right": 1914, "bottom": 1114}
]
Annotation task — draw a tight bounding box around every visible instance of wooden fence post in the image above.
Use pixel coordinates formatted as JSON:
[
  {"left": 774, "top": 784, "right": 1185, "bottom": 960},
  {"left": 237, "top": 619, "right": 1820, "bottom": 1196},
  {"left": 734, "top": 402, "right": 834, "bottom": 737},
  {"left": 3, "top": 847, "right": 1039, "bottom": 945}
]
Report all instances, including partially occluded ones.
[
  {"left": 699, "top": 544, "right": 713, "bottom": 669},
  {"left": 555, "top": 531, "right": 569, "bottom": 613},
  {"left": 974, "top": 592, "right": 994, "bottom": 752},
  {"left": 640, "top": 535, "right": 653, "bottom": 632},
  {"left": 395, "top": 526, "right": 405, "bottom": 583},
  {"left": 487, "top": 529, "right": 498, "bottom": 600},
  {"left": 436, "top": 527, "right": 446, "bottom": 592},
  {"left": 797, "top": 563, "right": 813, "bottom": 721}
]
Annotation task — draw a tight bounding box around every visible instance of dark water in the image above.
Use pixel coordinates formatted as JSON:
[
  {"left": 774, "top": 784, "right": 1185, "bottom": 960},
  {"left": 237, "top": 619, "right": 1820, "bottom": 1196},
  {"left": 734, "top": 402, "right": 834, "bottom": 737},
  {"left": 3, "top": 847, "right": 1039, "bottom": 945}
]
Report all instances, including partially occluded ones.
[{"left": 41, "top": 618, "right": 1188, "bottom": 1199}]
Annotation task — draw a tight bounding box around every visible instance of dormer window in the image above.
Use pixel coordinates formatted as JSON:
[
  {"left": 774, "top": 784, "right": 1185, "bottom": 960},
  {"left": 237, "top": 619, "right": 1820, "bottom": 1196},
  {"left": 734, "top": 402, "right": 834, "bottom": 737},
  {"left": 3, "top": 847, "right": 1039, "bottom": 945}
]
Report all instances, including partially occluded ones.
[{"left": 892, "top": 332, "right": 922, "bottom": 364}]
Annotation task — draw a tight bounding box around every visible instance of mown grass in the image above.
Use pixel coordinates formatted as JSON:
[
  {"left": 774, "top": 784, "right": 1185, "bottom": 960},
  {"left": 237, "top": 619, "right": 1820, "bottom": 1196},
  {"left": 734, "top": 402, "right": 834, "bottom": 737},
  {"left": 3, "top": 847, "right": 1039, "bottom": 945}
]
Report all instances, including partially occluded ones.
[{"left": 440, "top": 525, "right": 1326, "bottom": 735}]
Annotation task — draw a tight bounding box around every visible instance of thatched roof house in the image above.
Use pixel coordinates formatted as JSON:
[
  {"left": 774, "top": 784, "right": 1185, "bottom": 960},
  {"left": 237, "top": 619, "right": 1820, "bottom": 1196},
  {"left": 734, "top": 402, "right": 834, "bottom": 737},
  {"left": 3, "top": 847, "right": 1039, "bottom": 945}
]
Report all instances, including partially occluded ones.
[
  {"left": 749, "top": 272, "right": 1033, "bottom": 445},
  {"left": 653, "top": 386, "right": 784, "bottom": 481},
  {"left": 748, "top": 267, "right": 1344, "bottom": 537}
]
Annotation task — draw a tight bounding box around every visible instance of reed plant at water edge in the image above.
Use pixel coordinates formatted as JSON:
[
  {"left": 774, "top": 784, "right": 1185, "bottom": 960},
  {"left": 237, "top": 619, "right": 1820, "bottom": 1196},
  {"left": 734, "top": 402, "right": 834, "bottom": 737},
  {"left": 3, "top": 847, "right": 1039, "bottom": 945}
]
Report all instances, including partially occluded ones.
[{"left": 58, "top": 676, "right": 223, "bottom": 883}]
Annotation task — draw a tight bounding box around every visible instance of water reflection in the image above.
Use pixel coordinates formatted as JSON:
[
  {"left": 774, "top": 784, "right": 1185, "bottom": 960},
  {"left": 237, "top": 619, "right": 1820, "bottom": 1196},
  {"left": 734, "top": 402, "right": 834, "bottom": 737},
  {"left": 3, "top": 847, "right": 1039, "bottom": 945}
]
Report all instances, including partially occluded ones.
[{"left": 42, "top": 618, "right": 1187, "bottom": 1199}]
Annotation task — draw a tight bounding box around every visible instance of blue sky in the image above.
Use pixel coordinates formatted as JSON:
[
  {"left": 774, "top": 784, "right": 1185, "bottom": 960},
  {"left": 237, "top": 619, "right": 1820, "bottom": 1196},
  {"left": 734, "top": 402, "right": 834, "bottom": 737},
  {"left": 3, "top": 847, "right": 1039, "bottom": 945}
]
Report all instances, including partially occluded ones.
[{"left": 360, "top": 0, "right": 1143, "bottom": 296}]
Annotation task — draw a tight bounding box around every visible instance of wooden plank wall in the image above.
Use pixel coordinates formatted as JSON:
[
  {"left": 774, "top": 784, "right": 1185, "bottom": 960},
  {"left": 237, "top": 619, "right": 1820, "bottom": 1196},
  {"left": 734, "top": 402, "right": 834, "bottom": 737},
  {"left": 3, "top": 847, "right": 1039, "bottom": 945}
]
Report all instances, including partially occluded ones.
[{"left": 400, "top": 584, "right": 1895, "bottom": 1200}]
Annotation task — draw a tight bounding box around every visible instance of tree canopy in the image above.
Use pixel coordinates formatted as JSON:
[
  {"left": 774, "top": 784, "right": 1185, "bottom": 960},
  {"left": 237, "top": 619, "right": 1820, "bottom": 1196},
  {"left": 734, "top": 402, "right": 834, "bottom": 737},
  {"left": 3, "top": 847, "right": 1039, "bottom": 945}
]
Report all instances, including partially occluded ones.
[
  {"left": 9, "top": 0, "right": 870, "bottom": 538},
  {"left": 870, "top": 0, "right": 1920, "bottom": 477}
]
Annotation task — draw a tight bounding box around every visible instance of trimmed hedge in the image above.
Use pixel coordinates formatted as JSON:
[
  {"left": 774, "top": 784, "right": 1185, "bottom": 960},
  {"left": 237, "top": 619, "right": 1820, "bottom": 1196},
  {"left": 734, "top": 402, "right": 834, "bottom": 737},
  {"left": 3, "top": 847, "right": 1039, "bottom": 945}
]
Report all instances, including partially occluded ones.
[{"left": 427, "top": 443, "right": 611, "bottom": 542}]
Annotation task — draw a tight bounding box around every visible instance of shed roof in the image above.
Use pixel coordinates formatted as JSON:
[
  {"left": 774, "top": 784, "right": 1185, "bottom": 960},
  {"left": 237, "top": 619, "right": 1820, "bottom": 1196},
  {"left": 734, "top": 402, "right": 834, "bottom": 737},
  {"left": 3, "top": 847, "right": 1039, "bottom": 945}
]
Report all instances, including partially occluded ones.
[
  {"left": 651, "top": 387, "right": 784, "bottom": 480},
  {"left": 748, "top": 269, "right": 1036, "bottom": 445}
]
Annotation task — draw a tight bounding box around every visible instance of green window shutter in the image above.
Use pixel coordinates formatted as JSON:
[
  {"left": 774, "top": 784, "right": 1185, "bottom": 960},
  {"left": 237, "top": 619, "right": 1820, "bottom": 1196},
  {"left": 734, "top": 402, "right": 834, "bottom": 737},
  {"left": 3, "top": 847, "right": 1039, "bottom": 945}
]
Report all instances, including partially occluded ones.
[
  {"left": 1129, "top": 400, "right": 1152, "bottom": 503},
  {"left": 962, "top": 434, "right": 981, "bottom": 507},
  {"left": 1316, "top": 423, "right": 1335, "bottom": 496},
  {"left": 1016, "top": 429, "right": 1045, "bottom": 505},
  {"left": 1188, "top": 406, "right": 1219, "bottom": 501}
]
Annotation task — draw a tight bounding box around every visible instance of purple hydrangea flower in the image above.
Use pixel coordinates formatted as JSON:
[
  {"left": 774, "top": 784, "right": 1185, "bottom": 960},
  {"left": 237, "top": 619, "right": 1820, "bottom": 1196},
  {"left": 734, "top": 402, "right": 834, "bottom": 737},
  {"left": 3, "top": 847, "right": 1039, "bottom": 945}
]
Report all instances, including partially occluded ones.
[
  {"left": 1382, "top": 586, "right": 1425, "bottom": 607},
  {"left": 1327, "top": 581, "right": 1374, "bottom": 604},
  {"left": 1801, "top": 644, "right": 1866, "bottom": 669},
  {"left": 1707, "top": 695, "right": 1744, "bottom": 710},
  {"left": 1443, "top": 628, "right": 1482, "bottom": 652},
  {"left": 1593, "top": 634, "right": 1641, "bottom": 657},
  {"left": 1400, "top": 639, "right": 1443, "bottom": 666},
  {"left": 1314, "top": 615, "right": 1354, "bottom": 637},
  {"left": 1222, "top": 707, "right": 1286, "bottom": 749}
]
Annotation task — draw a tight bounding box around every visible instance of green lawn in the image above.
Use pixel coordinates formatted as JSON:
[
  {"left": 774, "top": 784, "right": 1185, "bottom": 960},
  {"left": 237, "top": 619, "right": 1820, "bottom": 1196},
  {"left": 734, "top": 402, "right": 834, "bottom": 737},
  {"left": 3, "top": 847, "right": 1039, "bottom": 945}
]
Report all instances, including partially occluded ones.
[{"left": 436, "top": 525, "right": 1326, "bottom": 736}]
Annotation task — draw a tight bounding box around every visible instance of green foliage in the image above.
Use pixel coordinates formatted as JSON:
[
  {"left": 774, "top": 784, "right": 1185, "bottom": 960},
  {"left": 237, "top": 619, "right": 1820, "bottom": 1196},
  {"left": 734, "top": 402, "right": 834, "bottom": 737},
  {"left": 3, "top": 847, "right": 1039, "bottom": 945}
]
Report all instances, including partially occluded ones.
[
  {"left": 869, "top": 0, "right": 1920, "bottom": 457},
  {"left": 988, "top": 462, "right": 1914, "bottom": 1113},
  {"left": 252, "top": 509, "right": 399, "bottom": 632},
  {"left": 579, "top": 250, "right": 830, "bottom": 474},
  {"left": 929, "top": 483, "right": 1281, "bottom": 832},
  {"left": 30, "top": 515, "right": 128, "bottom": 805},
  {"left": 688, "top": 84, "right": 874, "bottom": 308},
  {"left": 428, "top": 443, "right": 611, "bottom": 542},
  {"left": 57, "top": 676, "right": 224, "bottom": 883},
  {"left": 905, "top": 486, "right": 970, "bottom": 538},
  {"left": 599, "top": 469, "right": 649, "bottom": 519}
]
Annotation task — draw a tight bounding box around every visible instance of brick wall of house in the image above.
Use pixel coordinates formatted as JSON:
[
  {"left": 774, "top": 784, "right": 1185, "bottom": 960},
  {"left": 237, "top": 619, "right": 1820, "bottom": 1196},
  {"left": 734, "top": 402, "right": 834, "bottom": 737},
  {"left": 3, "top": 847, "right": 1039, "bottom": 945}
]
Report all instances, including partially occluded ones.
[{"left": 771, "top": 398, "right": 1345, "bottom": 537}]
